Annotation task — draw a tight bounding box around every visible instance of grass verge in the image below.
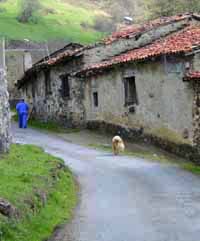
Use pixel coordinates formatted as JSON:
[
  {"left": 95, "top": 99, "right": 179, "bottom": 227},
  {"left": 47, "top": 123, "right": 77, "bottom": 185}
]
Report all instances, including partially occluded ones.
[
  {"left": 13, "top": 112, "right": 80, "bottom": 134},
  {"left": 0, "top": 144, "right": 77, "bottom": 241},
  {"left": 88, "top": 143, "right": 200, "bottom": 175},
  {"left": 88, "top": 143, "right": 177, "bottom": 164},
  {"left": 26, "top": 118, "right": 80, "bottom": 134}
]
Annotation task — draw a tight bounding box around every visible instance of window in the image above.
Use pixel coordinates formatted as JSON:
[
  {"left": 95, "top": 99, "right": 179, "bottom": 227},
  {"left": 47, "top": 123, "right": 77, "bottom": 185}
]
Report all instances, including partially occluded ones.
[
  {"left": 93, "top": 92, "right": 98, "bottom": 107},
  {"left": 124, "top": 76, "right": 138, "bottom": 106},
  {"left": 163, "top": 56, "right": 183, "bottom": 74},
  {"left": 61, "top": 75, "right": 70, "bottom": 98},
  {"left": 45, "top": 70, "right": 51, "bottom": 96},
  {"left": 32, "top": 73, "right": 37, "bottom": 98},
  {"left": 32, "top": 83, "right": 35, "bottom": 98}
]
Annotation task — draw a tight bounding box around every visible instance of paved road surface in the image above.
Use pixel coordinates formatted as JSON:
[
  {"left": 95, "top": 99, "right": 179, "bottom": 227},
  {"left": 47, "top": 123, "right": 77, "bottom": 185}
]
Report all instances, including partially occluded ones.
[{"left": 13, "top": 124, "right": 200, "bottom": 241}]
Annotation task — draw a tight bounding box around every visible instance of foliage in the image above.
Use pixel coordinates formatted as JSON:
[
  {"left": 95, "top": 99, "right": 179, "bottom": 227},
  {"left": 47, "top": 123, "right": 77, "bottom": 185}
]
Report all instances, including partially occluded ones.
[
  {"left": 0, "top": 0, "right": 106, "bottom": 43},
  {"left": 146, "top": 127, "right": 191, "bottom": 145},
  {"left": 12, "top": 112, "right": 80, "bottom": 133},
  {"left": 27, "top": 118, "right": 80, "bottom": 133},
  {"left": 0, "top": 144, "right": 77, "bottom": 241},
  {"left": 144, "top": 0, "right": 200, "bottom": 19},
  {"left": 93, "top": 15, "right": 116, "bottom": 33},
  {"left": 17, "top": 0, "right": 41, "bottom": 23}
]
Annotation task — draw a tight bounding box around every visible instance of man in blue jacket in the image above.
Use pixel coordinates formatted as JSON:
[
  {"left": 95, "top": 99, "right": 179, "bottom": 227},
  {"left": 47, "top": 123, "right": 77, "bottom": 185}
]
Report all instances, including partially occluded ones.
[{"left": 16, "top": 99, "right": 29, "bottom": 128}]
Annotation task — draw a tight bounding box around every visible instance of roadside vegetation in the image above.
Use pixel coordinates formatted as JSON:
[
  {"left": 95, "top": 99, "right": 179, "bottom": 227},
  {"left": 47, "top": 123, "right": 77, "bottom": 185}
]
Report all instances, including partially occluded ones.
[
  {"left": 89, "top": 143, "right": 200, "bottom": 176},
  {"left": 0, "top": 0, "right": 106, "bottom": 43},
  {"left": 12, "top": 112, "right": 79, "bottom": 133},
  {"left": 26, "top": 118, "right": 77, "bottom": 133},
  {"left": 13, "top": 110, "right": 200, "bottom": 176},
  {"left": 12, "top": 110, "right": 200, "bottom": 178},
  {"left": 144, "top": 0, "right": 200, "bottom": 19},
  {"left": 0, "top": 144, "right": 77, "bottom": 241},
  {"left": 88, "top": 143, "right": 179, "bottom": 164}
]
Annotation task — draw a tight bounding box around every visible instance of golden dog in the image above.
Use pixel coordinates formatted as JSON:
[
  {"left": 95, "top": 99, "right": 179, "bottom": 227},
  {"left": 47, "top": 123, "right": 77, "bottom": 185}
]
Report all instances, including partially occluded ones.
[{"left": 112, "top": 136, "right": 125, "bottom": 155}]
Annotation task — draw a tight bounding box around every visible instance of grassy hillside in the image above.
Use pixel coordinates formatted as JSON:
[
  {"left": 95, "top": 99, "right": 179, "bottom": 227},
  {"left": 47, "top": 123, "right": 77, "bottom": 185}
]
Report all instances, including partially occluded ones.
[
  {"left": 0, "top": 0, "right": 107, "bottom": 43},
  {"left": 0, "top": 0, "right": 147, "bottom": 44},
  {"left": 0, "top": 144, "right": 77, "bottom": 241}
]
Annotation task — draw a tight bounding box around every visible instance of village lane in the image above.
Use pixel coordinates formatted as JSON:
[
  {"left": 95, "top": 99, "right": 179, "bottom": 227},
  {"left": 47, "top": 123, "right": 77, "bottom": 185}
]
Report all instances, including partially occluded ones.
[{"left": 12, "top": 123, "right": 200, "bottom": 241}]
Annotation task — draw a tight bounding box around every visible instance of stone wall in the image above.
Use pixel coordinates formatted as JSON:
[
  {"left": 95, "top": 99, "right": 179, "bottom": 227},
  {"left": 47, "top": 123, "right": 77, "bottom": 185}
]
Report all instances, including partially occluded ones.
[
  {"left": 192, "top": 81, "right": 200, "bottom": 147},
  {"left": 83, "top": 56, "right": 194, "bottom": 142},
  {"left": 87, "top": 120, "right": 200, "bottom": 162},
  {"left": 0, "top": 70, "right": 11, "bottom": 153},
  {"left": 22, "top": 59, "right": 85, "bottom": 128}
]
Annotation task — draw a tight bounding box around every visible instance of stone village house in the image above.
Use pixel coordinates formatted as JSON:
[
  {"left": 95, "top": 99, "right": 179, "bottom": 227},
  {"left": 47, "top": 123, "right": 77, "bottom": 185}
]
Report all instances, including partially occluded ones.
[{"left": 17, "top": 13, "right": 200, "bottom": 157}]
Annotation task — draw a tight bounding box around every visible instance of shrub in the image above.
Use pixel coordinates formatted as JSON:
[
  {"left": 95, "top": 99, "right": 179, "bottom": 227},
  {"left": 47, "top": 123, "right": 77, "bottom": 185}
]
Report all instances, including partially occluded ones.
[
  {"left": 17, "top": 0, "right": 41, "bottom": 24},
  {"left": 93, "top": 16, "right": 116, "bottom": 33}
]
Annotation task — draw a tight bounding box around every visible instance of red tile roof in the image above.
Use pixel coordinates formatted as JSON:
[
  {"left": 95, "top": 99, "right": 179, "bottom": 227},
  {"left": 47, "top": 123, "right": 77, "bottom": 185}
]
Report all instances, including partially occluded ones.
[
  {"left": 184, "top": 71, "right": 200, "bottom": 81},
  {"left": 104, "top": 14, "right": 192, "bottom": 44},
  {"left": 78, "top": 26, "right": 200, "bottom": 76},
  {"left": 18, "top": 48, "right": 84, "bottom": 88},
  {"left": 35, "top": 43, "right": 83, "bottom": 65},
  {"left": 45, "top": 47, "right": 84, "bottom": 65}
]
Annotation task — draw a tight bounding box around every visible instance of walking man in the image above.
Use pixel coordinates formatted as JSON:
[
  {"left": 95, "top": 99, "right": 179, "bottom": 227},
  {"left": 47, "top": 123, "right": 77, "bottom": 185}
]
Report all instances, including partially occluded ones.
[{"left": 16, "top": 99, "right": 29, "bottom": 128}]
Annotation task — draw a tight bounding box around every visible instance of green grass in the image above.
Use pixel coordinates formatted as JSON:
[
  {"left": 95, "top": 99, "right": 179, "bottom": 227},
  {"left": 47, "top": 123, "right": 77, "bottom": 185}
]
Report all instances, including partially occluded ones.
[
  {"left": 0, "top": 0, "right": 106, "bottom": 43},
  {"left": 27, "top": 118, "right": 80, "bottom": 133},
  {"left": 0, "top": 144, "right": 77, "bottom": 241},
  {"left": 182, "top": 163, "right": 200, "bottom": 175},
  {"left": 146, "top": 127, "right": 192, "bottom": 145},
  {"left": 12, "top": 111, "right": 80, "bottom": 133}
]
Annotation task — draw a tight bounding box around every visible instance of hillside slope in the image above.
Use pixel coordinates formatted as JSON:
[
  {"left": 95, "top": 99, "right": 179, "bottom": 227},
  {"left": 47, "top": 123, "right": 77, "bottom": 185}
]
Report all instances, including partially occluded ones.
[
  {"left": 0, "top": 0, "right": 146, "bottom": 44},
  {"left": 0, "top": 0, "right": 108, "bottom": 43}
]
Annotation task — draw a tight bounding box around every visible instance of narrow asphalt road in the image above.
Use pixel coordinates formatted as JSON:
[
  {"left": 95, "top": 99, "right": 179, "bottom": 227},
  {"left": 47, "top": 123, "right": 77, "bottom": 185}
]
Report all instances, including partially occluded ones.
[{"left": 12, "top": 124, "right": 200, "bottom": 241}]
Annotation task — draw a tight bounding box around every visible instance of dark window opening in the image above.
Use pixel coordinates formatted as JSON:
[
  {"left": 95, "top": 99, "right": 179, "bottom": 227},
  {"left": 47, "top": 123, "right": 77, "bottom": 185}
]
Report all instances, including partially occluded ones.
[
  {"left": 124, "top": 76, "right": 138, "bottom": 106},
  {"left": 32, "top": 83, "right": 35, "bottom": 98},
  {"left": 61, "top": 75, "right": 70, "bottom": 98},
  {"left": 45, "top": 70, "right": 51, "bottom": 96},
  {"left": 93, "top": 92, "right": 98, "bottom": 107},
  {"left": 25, "top": 86, "right": 28, "bottom": 97}
]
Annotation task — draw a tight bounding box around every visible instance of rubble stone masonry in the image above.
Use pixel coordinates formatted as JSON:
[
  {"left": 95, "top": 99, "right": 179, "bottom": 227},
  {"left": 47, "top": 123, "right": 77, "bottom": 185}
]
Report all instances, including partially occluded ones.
[
  {"left": 0, "top": 70, "right": 11, "bottom": 152},
  {"left": 193, "top": 81, "right": 200, "bottom": 148}
]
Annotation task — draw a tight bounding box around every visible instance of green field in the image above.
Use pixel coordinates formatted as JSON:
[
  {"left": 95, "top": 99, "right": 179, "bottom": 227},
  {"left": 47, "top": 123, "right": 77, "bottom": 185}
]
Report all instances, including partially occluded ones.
[
  {"left": 0, "top": 144, "right": 77, "bottom": 241},
  {"left": 0, "top": 0, "right": 106, "bottom": 43}
]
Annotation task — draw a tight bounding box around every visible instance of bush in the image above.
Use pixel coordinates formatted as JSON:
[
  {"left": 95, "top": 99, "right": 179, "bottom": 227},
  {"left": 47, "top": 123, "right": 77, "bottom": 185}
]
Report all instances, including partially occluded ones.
[
  {"left": 93, "top": 16, "right": 116, "bottom": 33},
  {"left": 144, "top": 0, "right": 200, "bottom": 19},
  {"left": 17, "top": 0, "right": 41, "bottom": 23}
]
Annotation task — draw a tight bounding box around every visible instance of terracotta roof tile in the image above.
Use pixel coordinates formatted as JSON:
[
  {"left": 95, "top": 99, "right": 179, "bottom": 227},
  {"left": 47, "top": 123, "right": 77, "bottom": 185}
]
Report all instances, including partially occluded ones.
[
  {"left": 104, "top": 14, "right": 191, "bottom": 44},
  {"left": 18, "top": 48, "right": 84, "bottom": 88},
  {"left": 46, "top": 48, "right": 83, "bottom": 65},
  {"left": 79, "top": 26, "right": 200, "bottom": 76},
  {"left": 184, "top": 71, "right": 200, "bottom": 81}
]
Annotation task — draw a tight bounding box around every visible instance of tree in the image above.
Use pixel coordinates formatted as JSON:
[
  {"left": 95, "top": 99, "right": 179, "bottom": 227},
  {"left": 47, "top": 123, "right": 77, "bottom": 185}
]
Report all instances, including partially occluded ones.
[
  {"left": 181, "top": 0, "right": 200, "bottom": 12},
  {"left": 17, "top": 0, "right": 41, "bottom": 23},
  {"left": 144, "top": 0, "right": 200, "bottom": 19}
]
